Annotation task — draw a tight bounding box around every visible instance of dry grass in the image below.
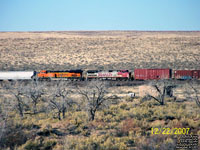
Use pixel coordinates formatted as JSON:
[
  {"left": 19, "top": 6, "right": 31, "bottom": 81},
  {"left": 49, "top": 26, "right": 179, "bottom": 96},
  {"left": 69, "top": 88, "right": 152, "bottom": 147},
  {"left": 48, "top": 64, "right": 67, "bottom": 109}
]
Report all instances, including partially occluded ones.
[{"left": 0, "top": 31, "right": 200, "bottom": 71}]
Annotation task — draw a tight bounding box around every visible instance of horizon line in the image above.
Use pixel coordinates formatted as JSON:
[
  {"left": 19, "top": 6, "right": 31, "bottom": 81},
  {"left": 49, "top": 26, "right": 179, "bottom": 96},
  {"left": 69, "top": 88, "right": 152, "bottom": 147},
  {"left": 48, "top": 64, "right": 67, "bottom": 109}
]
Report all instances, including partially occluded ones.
[{"left": 0, "top": 30, "right": 200, "bottom": 33}]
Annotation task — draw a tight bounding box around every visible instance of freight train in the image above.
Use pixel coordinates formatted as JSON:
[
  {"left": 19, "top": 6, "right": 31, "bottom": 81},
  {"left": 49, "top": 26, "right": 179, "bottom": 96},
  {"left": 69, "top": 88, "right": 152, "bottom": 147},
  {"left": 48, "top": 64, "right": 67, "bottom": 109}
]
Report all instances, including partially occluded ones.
[{"left": 0, "top": 69, "right": 200, "bottom": 81}]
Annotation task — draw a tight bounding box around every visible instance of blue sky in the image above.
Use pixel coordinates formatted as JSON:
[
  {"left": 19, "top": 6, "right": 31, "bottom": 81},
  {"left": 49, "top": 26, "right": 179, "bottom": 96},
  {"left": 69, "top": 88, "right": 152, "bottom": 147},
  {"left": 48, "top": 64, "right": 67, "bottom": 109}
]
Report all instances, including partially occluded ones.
[{"left": 0, "top": 0, "right": 200, "bottom": 31}]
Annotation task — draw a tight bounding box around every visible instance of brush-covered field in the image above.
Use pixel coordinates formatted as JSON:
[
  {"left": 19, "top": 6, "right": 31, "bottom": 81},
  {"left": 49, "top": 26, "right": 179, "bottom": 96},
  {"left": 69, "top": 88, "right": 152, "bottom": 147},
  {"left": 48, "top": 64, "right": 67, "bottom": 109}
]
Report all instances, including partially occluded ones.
[
  {"left": 1, "top": 90, "right": 200, "bottom": 149},
  {"left": 0, "top": 31, "right": 200, "bottom": 71},
  {"left": 0, "top": 80, "right": 200, "bottom": 150}
]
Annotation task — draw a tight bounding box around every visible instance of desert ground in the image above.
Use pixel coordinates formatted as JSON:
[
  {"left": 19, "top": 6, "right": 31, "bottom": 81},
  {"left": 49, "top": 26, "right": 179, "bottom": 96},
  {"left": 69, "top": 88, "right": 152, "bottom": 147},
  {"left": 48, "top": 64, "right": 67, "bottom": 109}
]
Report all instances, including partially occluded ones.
[{"left": 0, "top": 31, "right": 200, "bottom": 71}]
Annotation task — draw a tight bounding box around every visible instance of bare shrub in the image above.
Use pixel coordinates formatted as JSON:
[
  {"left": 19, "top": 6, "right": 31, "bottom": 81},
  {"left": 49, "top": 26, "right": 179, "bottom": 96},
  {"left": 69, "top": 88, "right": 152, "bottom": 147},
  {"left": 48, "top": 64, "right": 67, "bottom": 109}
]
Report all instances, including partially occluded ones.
[
  {"left": 77, "top": 80, "right": 111, "bottom": 121},
  {"left": 24, "top": 80, "right": 45, "bottom": 114},
  {"left": 48, "top": 81, "right": 75, "bottom": 120},
  {"left": 6, "top": 81, "right": 29, "bottom": 118},
  {"left": 144, "top": 80, "right": 175, "bottom": 105},
  {"left": 184, "top": 80, "right": 200, "bottom": 108}
]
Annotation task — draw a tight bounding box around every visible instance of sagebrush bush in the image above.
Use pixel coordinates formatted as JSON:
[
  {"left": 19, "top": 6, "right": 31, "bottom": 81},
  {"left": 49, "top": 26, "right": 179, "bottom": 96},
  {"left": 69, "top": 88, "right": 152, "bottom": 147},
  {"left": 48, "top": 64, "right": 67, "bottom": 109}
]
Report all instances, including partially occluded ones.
[{"left": 24, "top": 140, "right": 56, "bottom": 150}]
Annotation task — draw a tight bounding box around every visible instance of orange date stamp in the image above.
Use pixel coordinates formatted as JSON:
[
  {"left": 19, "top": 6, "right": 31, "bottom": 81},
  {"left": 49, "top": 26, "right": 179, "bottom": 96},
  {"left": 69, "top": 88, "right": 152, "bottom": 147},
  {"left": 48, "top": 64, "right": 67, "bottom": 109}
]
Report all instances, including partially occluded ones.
[{"left": 151, "top": 128, "right": 190, "bottom": 135}]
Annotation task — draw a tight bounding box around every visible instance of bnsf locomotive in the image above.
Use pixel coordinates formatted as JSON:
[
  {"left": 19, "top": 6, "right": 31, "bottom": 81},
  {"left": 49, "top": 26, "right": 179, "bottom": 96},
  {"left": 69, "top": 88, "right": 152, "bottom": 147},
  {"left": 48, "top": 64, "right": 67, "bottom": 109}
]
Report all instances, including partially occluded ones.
[
  {"left": 86, "top": 70, "right": 130, "bottom": 80},
  {"left": 37, "top": 70, "right": 83, "bottom": 80},
  {"left": 0, "top": 69, "right": 200, "bottom": 81}
]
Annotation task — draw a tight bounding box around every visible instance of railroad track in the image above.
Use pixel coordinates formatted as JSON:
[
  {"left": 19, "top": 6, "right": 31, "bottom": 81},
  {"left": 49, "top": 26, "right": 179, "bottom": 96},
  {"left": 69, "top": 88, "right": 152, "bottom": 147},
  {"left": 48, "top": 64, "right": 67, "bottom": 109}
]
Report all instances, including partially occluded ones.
[{"left": 1, "top": 79, "right": 200, "bottom": 87}]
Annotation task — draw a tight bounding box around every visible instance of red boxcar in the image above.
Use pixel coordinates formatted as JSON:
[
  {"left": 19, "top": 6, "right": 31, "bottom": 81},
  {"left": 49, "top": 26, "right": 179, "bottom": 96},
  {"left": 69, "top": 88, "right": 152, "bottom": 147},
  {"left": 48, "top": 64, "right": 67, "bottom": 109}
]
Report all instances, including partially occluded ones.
[
  {"left": 134, "top": 69, "right": 171, "bottom": 80},
  {"left": 174, "top": 70, "right": 200, "bottom": 79}
]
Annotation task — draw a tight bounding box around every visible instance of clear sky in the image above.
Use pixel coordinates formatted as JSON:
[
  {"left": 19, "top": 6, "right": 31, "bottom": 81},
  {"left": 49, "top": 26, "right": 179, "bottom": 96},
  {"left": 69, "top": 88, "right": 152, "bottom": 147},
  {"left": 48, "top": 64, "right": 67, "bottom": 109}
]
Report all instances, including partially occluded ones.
[{"left": 0, "top": 0, "right": 200, "bottom": 31}]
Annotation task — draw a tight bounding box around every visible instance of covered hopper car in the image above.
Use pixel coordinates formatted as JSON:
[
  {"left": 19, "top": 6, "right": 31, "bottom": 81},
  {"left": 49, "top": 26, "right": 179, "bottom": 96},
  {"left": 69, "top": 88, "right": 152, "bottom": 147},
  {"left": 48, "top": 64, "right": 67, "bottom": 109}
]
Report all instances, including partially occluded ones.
[{"left": 0, "top": 71, "right": 36, "bottom": 80}]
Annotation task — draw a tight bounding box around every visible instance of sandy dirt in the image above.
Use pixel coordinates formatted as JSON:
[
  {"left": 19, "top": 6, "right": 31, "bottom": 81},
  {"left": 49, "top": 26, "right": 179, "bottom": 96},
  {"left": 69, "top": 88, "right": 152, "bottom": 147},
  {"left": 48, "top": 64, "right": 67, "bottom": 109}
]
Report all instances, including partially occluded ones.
[{"left": 0, "top": 31, "right": 200, "bottom": 71}]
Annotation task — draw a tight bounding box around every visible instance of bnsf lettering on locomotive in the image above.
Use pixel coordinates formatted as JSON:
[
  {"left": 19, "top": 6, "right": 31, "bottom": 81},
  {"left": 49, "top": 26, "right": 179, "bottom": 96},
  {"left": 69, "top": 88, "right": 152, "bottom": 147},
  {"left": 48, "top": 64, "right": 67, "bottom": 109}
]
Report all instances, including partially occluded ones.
[{"left": 98, "top": 73, "right": 113, "bottom": 77}]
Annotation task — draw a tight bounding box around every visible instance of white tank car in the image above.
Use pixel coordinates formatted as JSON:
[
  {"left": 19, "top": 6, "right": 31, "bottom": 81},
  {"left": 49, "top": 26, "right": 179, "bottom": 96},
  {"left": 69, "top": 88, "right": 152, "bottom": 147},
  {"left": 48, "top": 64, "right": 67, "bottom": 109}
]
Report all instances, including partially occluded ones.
[{"left": 0, "top": 71, "right": 35, "bottom": 80}]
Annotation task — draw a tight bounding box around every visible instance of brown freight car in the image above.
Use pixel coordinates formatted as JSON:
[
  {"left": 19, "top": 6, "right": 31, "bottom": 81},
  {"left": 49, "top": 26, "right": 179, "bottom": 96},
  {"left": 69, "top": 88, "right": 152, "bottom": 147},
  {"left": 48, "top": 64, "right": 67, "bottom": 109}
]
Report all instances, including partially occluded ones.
[
  {"left": 134, "top": 69, "right": 171, "bottom": 80},
  {"left": 174, "top": 70, "right": 200, "bottom": 80}
]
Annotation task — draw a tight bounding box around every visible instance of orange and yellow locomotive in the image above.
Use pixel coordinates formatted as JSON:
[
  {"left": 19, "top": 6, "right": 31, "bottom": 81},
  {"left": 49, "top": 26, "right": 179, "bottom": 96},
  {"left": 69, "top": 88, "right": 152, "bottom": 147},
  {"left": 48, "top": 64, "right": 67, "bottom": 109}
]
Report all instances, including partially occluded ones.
[{"left": 37, "top": 70, "right": 83, "bottom": 80}]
